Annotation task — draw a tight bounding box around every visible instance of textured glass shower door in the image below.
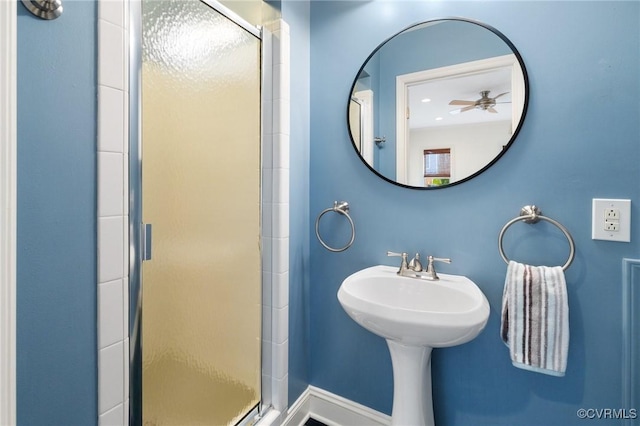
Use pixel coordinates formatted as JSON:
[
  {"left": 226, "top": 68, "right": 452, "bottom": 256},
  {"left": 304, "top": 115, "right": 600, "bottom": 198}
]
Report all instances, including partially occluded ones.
[{"left": 140, "top": 1, "right": 261, "bottom": 424}]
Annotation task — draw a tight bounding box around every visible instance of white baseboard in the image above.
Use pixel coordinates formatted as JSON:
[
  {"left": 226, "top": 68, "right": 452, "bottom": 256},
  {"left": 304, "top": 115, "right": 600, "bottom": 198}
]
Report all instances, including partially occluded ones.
[
  {"left": 283, "top": 386, "right": 391, "bottom": 426},
  {"left": 255, "top": 408, "right": 282, "bottom": 426}
]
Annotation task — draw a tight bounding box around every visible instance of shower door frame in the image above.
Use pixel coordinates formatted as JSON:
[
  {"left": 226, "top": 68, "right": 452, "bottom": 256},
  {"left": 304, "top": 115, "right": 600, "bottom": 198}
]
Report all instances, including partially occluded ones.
[{"left": 128, "top": 1, "right": 280, "bottom": 424}]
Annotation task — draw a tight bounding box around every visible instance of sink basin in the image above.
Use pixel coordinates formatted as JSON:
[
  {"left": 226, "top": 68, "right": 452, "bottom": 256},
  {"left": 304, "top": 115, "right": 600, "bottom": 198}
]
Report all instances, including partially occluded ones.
[
  {"left": 337, "top": 265, "right": 490, "bottom": 426},
  {"left": 338, "top": 265, "right": 490, "bottom": 346}
]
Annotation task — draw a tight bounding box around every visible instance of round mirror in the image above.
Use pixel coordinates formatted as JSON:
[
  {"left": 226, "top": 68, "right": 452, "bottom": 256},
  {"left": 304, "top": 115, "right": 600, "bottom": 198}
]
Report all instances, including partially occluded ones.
[{"left": 348, "top": 18, "right": 529, "bottom": 189}]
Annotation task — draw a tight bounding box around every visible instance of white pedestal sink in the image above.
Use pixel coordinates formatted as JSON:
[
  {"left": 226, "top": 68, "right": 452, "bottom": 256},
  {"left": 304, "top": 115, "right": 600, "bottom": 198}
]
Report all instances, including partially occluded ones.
[{"left": 337, "top": 265, "right": 490, "bottom": 426}]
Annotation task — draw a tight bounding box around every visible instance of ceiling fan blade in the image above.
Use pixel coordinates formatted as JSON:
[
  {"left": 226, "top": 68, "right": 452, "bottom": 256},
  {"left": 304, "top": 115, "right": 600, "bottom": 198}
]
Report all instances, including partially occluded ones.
[
  {"left": 450, "top": 105, "right": 476, "bottom": 114},
  {"left": 487, "top": 107, "right": 498, "bottom": 113},
  {"left": 449, "top": 100, "right": 476, "bottom": 106},
  {"left": 492, "top": 92, "right": 509, "bottom": 100}
]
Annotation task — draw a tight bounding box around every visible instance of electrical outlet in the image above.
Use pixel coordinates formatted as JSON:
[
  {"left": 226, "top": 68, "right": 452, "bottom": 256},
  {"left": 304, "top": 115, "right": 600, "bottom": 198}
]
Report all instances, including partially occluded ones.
[
  {"left": 592, "top": 198, "right": 631, "bottom": 242},
  {"left": 605, "top": 208, "right": 620, "bottom": 220},
  {"left": 604, "top": 221, "right": 619, "bottom": 232}
]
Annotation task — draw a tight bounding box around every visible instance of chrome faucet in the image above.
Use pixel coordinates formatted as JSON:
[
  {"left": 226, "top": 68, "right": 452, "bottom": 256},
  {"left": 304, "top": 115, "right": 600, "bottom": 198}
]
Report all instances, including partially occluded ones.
[{"left": 387, "top": 251, "right": 451, "bottom": 280}]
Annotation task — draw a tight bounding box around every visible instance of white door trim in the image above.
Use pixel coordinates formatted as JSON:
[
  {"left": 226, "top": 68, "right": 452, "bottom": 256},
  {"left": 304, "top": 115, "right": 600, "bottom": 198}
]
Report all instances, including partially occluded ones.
[
  {"left": 352, "top": 90, "right": 374, "bottom": 166},
  {"left": 0, "top": 0, "right": 17, "bottom": 424}
]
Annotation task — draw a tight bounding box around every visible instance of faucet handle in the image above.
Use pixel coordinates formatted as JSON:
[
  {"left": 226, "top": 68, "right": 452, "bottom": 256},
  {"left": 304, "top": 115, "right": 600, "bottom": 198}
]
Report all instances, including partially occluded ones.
[
  {"left": 387, "top": 251, "right": 408, "bottom": 260},
  {"left": 387, "top": 251, "right": 409, "bottom": 275},
  {"left": 424, "top": 256, "right": 452, "bottom": 280}
]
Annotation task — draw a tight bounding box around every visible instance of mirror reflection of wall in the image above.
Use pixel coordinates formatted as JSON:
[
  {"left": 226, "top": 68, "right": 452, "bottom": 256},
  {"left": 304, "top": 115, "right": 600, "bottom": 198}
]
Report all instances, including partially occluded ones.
[{"left": 348, "top": 18, "right": 528, "bottom": 189}]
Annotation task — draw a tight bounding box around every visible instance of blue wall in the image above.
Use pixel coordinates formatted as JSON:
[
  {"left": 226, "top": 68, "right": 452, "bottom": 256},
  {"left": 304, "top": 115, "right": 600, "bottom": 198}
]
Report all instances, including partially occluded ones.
[
  {"left": 17, "top": 2, "right": 97, "bottom": 425},
  {"left": 306, "top": 1, "right": 640, "bottom": 425}
]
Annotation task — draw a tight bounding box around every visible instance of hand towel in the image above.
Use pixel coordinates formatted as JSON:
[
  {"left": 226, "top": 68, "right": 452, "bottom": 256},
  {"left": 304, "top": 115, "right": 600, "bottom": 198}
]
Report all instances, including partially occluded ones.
[{"left": 500, "top": 260, "right": 569, "bottom": 376}]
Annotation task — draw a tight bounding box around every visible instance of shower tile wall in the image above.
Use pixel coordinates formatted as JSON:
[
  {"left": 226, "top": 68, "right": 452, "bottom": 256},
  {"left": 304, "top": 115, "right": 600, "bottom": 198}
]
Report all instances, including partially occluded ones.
[
  {"left": 97, "top": 0, "right": 129, "bottom": 424},
  {"left": 96, "top": 2, "right": 291, "bottom": 424},
  {"left": 262, "top": 20, "right": 291, "bottom": 414}
]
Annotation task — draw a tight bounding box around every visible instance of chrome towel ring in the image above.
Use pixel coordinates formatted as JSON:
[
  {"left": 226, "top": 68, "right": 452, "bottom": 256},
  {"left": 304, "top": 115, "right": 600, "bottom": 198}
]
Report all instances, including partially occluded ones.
[
  {"left": 498, "top": 205, "right": 575, "bottom": 271},
  {"left": 21, "top": 0, "right": 63, "bottom": 20},
  {"left": 315, "top": 201, "right": 355, "bottom": 252}
]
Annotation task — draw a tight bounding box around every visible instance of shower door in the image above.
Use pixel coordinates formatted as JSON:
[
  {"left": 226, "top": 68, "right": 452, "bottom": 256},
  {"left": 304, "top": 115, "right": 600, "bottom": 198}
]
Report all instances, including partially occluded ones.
[{"left": 134, "top": 0, "right": 262, "bottom": 424}]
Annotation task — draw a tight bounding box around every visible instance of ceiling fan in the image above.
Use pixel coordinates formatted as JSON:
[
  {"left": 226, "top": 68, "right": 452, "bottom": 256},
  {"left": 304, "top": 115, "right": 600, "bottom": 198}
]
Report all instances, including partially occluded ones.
[{"left": 449, "top": 90, "right": 509, "bottom": 114}]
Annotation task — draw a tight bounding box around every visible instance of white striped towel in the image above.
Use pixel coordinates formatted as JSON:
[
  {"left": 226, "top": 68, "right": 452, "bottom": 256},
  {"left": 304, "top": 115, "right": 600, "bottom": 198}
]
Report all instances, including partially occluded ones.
[{"left": 500, "top": 260, "right": 569, "bottom": 376}]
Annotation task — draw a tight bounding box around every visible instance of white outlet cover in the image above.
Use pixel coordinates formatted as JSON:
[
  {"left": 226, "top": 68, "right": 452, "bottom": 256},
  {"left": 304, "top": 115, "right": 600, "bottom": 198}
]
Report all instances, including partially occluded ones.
[{"left": 592, "top": 198, "right": 631, "bottom": 242}]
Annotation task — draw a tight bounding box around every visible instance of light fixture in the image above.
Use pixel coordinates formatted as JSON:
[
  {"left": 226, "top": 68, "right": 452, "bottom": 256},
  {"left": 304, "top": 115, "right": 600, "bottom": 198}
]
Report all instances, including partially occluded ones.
[{"left": 421, "top": 98, "right": 432, "bottom": 103}]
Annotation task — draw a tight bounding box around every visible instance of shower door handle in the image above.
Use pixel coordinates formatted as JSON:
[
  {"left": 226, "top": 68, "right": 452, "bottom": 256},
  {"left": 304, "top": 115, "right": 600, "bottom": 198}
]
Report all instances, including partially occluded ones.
[{"left": 142, "top": 223, "right": 152, "bottom": 261}]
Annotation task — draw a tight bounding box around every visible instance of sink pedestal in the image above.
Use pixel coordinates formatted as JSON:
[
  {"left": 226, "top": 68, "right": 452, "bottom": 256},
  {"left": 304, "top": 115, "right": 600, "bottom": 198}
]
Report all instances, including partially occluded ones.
[{"left": 387, "top": 340, "right": 434, "bottom": 426}]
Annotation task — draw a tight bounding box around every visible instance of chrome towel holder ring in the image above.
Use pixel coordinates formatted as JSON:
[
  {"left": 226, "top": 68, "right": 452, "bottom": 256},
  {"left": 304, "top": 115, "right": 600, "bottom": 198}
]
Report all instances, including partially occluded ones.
[
  {"left": 498, "top": 205, "right": 575, "bottom": 271},
  {"left": 21, "top": 0, "right": 63, "bottom": 20},
  {"left": 315, "top": 201, "right": 355, "bottom": 252}
]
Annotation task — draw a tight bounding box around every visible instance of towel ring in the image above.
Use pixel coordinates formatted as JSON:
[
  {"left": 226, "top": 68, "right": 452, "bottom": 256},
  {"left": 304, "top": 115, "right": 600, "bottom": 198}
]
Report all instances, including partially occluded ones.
[
  {"left": 315, "top": 201, "right": 355, "bottom": 252},
  {"left": 498, "top": 205, "right": 575, "bottom": 271}
]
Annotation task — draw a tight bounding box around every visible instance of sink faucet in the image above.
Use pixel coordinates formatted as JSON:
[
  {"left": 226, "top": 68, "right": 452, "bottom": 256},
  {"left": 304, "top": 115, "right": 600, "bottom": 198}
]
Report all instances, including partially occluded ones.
[{"left": 387, "top": 251, "right": 451, "bottom": 280}]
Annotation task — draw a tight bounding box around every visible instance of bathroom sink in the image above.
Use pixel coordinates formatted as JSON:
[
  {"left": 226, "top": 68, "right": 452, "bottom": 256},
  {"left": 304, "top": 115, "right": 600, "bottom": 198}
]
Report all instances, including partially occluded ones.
[
  {"left": 338, "top": 265, "right": 490, "bottom": 347},
  {"left": 338, "top": 264, "right": 490, "bottom": 425}
]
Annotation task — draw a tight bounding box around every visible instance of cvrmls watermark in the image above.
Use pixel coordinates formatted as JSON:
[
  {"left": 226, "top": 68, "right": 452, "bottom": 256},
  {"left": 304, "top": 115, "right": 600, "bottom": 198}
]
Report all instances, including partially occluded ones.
[{"left": 577, "top": 408, "right": 637, "bottom": 420}]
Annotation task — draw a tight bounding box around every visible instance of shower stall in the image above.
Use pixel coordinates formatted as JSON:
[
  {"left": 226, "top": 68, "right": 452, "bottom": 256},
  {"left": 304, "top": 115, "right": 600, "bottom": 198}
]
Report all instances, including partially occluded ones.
[{"left": 128, "top": 0, "right": 283, "bottom": 424}]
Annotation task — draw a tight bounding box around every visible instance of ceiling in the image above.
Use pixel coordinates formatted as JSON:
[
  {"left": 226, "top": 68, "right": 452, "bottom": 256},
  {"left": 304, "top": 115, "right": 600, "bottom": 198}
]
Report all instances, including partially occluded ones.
[{"left": 408, "top": 67, "right": 512, "bottom": 129}]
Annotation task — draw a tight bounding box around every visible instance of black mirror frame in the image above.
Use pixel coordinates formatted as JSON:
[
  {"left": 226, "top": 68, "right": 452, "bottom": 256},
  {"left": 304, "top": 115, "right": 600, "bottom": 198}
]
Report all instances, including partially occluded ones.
[{"left": 347, "top": 17, "right": 530, "bottom": 190}]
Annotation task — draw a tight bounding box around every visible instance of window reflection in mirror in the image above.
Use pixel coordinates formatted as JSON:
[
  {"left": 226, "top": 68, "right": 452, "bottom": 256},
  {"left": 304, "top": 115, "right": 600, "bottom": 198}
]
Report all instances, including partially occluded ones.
[
  {"left": 423, "top": 148, "right": 451, "bottom": 187},
  {"left": 347, "top": 18, "right": 528, "bottom": 189}
]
